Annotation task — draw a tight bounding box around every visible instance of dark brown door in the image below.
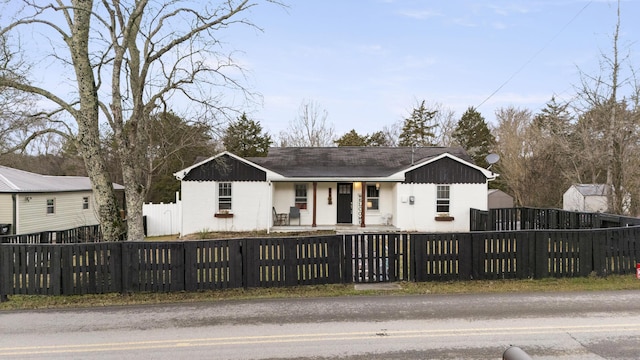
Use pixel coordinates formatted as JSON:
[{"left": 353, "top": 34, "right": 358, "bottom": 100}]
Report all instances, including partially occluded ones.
[{"left": 337, "top": 183, "right": 352, "bottom": 224}]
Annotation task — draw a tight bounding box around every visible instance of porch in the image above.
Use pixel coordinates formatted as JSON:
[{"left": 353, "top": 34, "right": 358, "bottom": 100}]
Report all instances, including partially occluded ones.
[{"left": 270, "top": 224, "right": 399, "bottom": 234}]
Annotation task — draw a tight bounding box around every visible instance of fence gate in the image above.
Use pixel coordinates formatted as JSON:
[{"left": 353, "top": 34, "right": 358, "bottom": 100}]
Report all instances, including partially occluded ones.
[{"left": 343, "top": 233, "right": 409, "bottom": 283}]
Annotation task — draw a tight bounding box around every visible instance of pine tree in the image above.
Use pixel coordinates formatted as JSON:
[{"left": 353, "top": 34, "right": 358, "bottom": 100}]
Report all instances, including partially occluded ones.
[
  {"left": 223, "top": 113, "right": 272, "bottom": 157},
  {"left": 334, "top": 129, "right": 369, "bottom": 146},
  {"left": 452, "top": 107, "right": 495, "bottom": 167},
  {"left": 398, "top": 100, "right": 438, "bottom": 147}
]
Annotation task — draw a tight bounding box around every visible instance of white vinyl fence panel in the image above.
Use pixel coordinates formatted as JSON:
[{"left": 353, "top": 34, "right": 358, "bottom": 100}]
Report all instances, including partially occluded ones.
[{"left": 143, "top": 202, "right": 181, "bottom": 237}]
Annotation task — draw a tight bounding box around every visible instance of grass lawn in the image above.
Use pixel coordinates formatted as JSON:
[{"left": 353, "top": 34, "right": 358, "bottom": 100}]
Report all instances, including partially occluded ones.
[{"left": 2, "top": 274, "right": 640, "bottom": 311}]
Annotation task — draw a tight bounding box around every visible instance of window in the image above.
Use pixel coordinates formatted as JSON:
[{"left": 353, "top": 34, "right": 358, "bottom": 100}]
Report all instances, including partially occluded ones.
[
  {"left": 366, "top": 185, "right": 379, "bottom": 210},
  {"left": 436, "top": 185, "right": 450, "bottom": 213},
  {"left": 218, "top": 182, "right": 232, "bottom": 211},
  {"left": 47, "top": 198, "right": 55, "bottom": 214},
  {"left": 295, "top": 184, "right": 307, "bottom": 209},
  {"left": 82, "top": 197, "right": 90, "bottom": 210}
]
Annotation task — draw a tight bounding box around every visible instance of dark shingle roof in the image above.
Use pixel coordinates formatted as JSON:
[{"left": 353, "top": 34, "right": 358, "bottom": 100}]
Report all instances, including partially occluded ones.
[{"left": 247, "top": 147, "right": 472, "bottom": 178}]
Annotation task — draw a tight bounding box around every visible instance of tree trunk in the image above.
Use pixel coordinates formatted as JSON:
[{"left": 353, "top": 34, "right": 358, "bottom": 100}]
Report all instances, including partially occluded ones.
[{"left": 70, "top": 0, "right": 122, "bottom": 241}]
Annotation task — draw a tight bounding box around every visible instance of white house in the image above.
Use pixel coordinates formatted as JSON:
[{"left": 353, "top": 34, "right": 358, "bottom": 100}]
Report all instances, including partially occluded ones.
[
  {"left": 563, "top": 184, "right": 610, "bottom": 213},
  {"left": 0, "top": 165, "right": 124, "bottom": 235},
  {"left": 174, "top": 147, "right": 497, "bottom": 235}
]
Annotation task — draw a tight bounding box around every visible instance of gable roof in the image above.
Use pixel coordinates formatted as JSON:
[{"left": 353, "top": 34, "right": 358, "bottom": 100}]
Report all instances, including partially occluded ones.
[
  {"left": 247, "top": 146, "right": 475, "bottom": 178},
  {"left": 0, "top": 165, "right": 124, "bottom": 193},
  {"left": 174, "top": 151, "right": 279, "bottom": 181},
  {"left": 571, "top": 184, "right": 609, "bottom": 197}
]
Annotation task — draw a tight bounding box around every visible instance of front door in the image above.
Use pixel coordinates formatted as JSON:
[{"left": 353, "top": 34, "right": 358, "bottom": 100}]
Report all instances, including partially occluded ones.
[{"left": 337, "top": 183, "right": 353, "bottom": 224}]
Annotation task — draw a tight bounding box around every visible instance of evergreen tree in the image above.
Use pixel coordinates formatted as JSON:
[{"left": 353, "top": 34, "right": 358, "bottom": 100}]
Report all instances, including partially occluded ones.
[
  {"left": 452, "top": 107, "right": 495, "bottom": 167},
  {"left": 398, "top": 100, "right": 438, "bottom": 147},
  {"left": 335, "top": 129, "right": 369, "bottom": 146},
  {"left": 367, "top": 131, "right": 391, "bottom": 146},
  {"left": 146, "top": 112, "right": 215, "bottom": 203},
  {"left": 334, "top": 129, "right": 392, "bottom": 147},
  {"left": 223, "top": 113, "right": 272, "bottom": 157}
]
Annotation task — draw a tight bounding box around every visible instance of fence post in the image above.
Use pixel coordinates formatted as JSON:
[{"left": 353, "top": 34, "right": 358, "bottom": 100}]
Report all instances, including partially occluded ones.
[
  {"left": 534, "top": 231, "right": 549, "bottom": 279},
  {"left": 51, "top": 245, "right": 62, "bottom": 296},
  {"left": 591, "top": 229, "right": 606, "bottom": 276},
  {"left": 120, "top": 242, "right": 135, "bottom": 294},
  {"left": 342, "top": 235, "right": 353, "bottom": 283},
  {"left": 412, "top": 234, "right": 425, "bottom": 282},
  {"left": 0, "top": 245, "right": 9, "bottom": 302},
  {"left": 458, "top": 233, "right": 473, "bottom": 280},
  {"left": 285, "top": 239, "right": 298, "bottom": 287},
  {"left": 580, "top": 229, "right": 594, "bottom": 277},
  {"left": 170, "top": 242, "right": 185, "bottom": 292}
]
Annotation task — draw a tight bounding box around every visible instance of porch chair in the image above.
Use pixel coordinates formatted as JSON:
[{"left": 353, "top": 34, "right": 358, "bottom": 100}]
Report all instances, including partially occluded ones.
[
  {"left": 289, "top": 206, "right": 300, "bottom": 225},
  {"left": 273, "top": 207, "right": 288, "bottom": 226}
]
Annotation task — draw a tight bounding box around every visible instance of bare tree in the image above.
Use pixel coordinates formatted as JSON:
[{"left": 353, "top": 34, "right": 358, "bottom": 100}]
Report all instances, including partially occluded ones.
[
  {"left": 431, "top": 103, "right": 457, "bottom": 147},
  {"left": 491, "top": 107, "right": 535, "bottom": 207},
  {"left": 0, "top": 0, "right": 277, "bottom": 240},
  {"left": 573, "top": 0, "right": 639, "bottom": 214},
  {"left": 278, "top": 99, "right": 336, "bottom": 147}
]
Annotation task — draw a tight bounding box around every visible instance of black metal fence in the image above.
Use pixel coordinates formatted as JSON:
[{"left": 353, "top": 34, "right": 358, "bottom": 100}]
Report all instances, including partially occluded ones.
[
  {"left": 470, "top": 207, "right": 640, "bottom": 231},
  {"left": 3, "top": 226, "right": 640, "bottom": 301}
]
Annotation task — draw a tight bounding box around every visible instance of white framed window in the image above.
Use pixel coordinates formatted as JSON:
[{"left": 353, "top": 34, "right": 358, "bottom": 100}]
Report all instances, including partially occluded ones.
[
  {"left": 82, "top": 197, "right": 90, "bottom": 210},
  {"left": 47, "top": 198, "right": 55, "bottom": 214},
  {"left": 436, "top": 185, "right": 450, "bottom": 213},
  {"left": 218, "top": 182, "right": 232, "bottom": 211},
  {"left": 295, "top": 184, "right": 307, "bottom": 209},
  {"left": 366, "top": 185, "right": 379, "bottom": 210}
]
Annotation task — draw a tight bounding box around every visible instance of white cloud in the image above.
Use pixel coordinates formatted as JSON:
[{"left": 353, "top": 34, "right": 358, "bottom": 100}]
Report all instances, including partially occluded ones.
[{"left": 396, "top": 9, "right": 443, "bottom": 20}]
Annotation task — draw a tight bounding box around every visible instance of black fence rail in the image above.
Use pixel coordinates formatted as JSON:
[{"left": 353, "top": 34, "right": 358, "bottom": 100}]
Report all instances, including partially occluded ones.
[
  {"left": 470, "top": 207, "right": 640, "bottom": 231},
  {"left": 3, "top": 225, "right": 640, "bottom": 301},
  {"left": 0, "top": 224, "right": 128, "bottom": 244}
]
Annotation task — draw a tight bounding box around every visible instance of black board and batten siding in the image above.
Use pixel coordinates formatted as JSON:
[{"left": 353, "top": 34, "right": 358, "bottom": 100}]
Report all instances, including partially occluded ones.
[
  {"left": 182, "top": 154, "right": 266, "bottom": 182},
  {"left": 405, "top": 157, "right": 487, "bottom": 184}
]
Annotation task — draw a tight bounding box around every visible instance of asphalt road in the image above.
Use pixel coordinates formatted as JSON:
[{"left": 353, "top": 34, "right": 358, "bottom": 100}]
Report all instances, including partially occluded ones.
[{"left": 2, "top": 290, "right": 640, "bottom": 359}]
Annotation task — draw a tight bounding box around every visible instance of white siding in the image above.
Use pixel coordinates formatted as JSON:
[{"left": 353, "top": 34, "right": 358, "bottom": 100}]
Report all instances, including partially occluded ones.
[
  {"left": 180, "top": 179, "right": 489, "bottom": 233},
  {"left": 363, "top": 183, "right": 394, "bottom": 226},
  {"left": 395, "top": 183, "right": 487, "bottom": 232},
  {"left": 180, "top": 180, "right": 270, "bottom": 235},
  {"left": 18, "top": 191, "right": 99, "bottom": 234},
  {"left": 0, "top": 194, "right": 12, "bottom": 225}
]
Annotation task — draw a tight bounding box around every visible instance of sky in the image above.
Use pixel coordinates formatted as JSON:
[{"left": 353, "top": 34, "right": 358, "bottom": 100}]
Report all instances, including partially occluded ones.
[{"left": 225, "top": 0, "right": 639, "bottom": 137}]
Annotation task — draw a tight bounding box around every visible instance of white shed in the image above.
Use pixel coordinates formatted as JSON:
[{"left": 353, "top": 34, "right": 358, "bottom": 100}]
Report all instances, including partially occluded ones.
[{"left": 563, "top": 184, "right": 609, "bottom": 213}]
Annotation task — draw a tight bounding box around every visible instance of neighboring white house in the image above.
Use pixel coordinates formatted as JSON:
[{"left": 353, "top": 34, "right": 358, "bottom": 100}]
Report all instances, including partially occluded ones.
[
  {"left": 563, "top": 184, "right": 610, "bottom": 213},
  {"left": 0, "top": 166, "right": 124, "bottom": 235},
  {"left": 174, "top": 147, "right": 497, "bottom": 235}
]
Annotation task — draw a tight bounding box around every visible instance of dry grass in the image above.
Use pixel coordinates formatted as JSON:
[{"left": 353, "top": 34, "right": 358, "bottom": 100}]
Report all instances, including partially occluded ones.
[{"left": 3, "top": 274, "right": 640, "bottom": 311}]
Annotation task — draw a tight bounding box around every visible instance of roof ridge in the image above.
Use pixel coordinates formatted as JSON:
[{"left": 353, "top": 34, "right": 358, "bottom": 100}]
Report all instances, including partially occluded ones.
[{"left": 0, "top": 172, "right": 19, "bottom": 190}]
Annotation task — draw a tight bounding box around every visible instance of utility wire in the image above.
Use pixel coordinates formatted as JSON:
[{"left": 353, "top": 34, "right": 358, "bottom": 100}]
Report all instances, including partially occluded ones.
[{"left": 476, "top": 1, "right": 593, "bottom": 109}]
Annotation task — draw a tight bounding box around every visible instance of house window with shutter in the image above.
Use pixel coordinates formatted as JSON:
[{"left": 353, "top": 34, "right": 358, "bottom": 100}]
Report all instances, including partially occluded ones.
[{"left": 436, "top": 185, "right": 450, "bottom": 213}]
